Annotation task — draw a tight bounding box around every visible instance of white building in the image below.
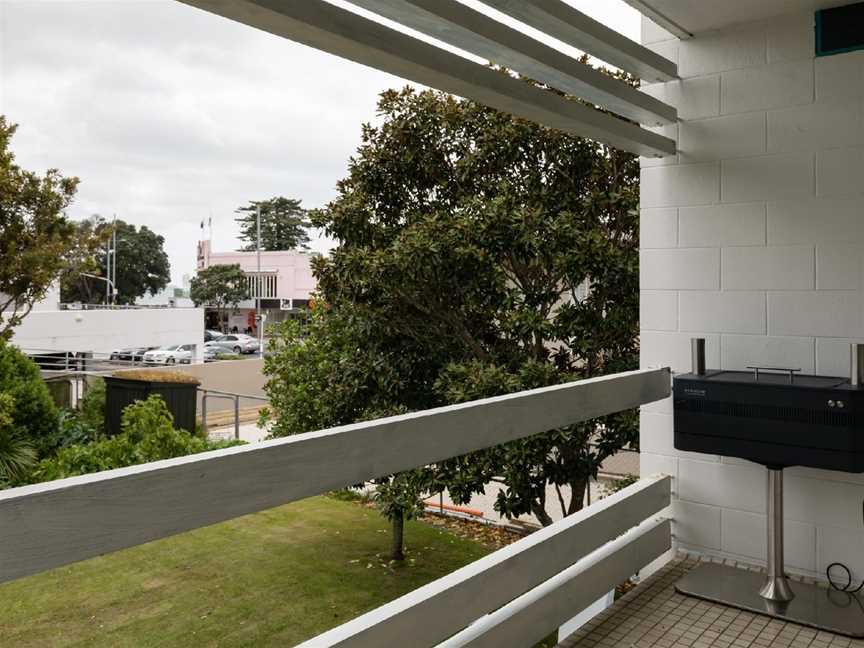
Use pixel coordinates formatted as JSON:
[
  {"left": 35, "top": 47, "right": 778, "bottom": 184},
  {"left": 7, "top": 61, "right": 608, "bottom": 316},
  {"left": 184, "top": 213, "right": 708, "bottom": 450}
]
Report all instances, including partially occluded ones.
[{"left": 7, "top": 284, "right": 204, "bottom": 358}]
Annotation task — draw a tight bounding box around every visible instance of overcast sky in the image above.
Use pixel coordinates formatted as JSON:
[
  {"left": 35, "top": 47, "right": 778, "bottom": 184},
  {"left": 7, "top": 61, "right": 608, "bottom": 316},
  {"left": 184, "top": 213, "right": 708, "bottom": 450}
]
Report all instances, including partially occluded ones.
[{"left": 0, "top": 0, "right": 638, "bottom": 285}]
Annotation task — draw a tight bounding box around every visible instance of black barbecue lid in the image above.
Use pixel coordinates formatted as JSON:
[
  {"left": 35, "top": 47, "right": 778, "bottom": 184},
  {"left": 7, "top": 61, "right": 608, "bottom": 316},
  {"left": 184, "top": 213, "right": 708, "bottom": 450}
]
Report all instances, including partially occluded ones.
[{"left": 678, "top": 370, "right": 848, "bottom": 389}]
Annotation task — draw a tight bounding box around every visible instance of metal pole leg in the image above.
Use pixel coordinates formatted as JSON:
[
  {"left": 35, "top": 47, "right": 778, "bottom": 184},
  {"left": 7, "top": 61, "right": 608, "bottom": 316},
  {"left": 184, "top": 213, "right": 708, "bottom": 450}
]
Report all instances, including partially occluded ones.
[{"left": 759, "top": 468, "right": 795, "bottom": 602}]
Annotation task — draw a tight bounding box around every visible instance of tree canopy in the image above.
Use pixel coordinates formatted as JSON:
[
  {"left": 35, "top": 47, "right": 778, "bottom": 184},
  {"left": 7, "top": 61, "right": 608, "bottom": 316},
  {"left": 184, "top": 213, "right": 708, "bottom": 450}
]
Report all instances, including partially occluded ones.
[
  {"left": 189, "top": 264, "right": 249, "bottom": 331},
  {"left": 0, "top": 116, "right": 84, "bottom": 340},
  {"left": 61, "top": 217, "right": 171, "bottom": 305},
  {"left": 235, "top": 197, "right": 311, "bottom": 252},
  {"left": 264, "top": 83, "right": 639, "bottom": 554}
]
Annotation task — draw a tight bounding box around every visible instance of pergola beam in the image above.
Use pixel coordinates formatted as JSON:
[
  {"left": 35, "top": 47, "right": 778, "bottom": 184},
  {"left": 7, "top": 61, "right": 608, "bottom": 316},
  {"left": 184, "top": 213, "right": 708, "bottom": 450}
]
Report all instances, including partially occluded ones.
[
  {"left": 480, "top": 0, "right": 678, "bottom": 82},
  {"left": 178, "top": 0, "right": 675, "bottom": 157},
  {"left": 621, "top": 0, "right": 693, "bottom": 41},
  {"left": 347, "top": 0, "right": 676, "bottom": 126}
]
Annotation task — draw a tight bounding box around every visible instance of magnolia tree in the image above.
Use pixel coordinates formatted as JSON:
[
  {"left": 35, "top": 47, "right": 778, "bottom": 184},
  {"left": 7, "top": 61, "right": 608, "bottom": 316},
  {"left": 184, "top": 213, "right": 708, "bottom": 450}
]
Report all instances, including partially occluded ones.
[{"left": 264, "top": 81, "right": 639, "bottom": 558}]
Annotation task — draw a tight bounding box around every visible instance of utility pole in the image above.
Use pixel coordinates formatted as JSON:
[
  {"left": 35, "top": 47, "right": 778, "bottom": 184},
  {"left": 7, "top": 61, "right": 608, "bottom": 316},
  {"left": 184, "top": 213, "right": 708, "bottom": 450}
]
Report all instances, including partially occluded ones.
[
  {"left": 257, "top": 204, "right": 263, "bottom": 358},
  {"left": 112, "top": 216, "right": 118, "bottom": 305}
]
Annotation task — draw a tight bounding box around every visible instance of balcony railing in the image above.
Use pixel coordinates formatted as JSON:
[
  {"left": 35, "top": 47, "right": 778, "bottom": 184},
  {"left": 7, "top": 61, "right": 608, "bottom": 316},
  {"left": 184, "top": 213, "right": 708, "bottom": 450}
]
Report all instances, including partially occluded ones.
[{"left": 0, "top": 366, "right": 671, "bottom": 646}]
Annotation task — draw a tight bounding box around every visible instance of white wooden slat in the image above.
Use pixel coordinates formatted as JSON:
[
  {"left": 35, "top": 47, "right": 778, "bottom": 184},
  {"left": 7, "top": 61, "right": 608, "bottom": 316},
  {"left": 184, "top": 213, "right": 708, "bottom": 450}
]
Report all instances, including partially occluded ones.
[
  {"left": 0, "top": 367, "right": 669, "bottom": 583},
  {"left": 480, "top": 0, "right": 678, "bottom": 82},
  {"left": 346, "top": 0, "right": 676, "bottom": 126},
  {"left": 297, "top": 475, "right": 671, "bottom": 648},
  {"left": 443, "top": 518, "right": 672, "bottom": 648},
  {"left": 177, "top": 0, "right": 676, "bottom": 157}
]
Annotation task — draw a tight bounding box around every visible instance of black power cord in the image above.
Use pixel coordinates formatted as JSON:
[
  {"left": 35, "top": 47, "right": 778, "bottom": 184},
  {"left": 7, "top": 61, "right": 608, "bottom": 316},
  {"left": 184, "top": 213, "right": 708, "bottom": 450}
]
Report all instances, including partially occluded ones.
[{"left": 825, "top": 499, "right": 864, "bottom": 593}]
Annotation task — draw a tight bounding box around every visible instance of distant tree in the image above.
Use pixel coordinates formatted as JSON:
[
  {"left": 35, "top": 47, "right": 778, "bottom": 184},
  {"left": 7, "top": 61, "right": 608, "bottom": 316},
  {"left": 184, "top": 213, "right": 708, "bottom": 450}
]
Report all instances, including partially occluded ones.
[
  {"left": 235, "top": 197, "right": 311, "bottom": 251},
  {"left": 61, "top": 217, "right": 170, "bottom": 305},
  {"left": 0, "top": 116, "right": 85, "bottom": 340},
  {"left": 189, "top": 264, "right": 249, "bottom": 331}
]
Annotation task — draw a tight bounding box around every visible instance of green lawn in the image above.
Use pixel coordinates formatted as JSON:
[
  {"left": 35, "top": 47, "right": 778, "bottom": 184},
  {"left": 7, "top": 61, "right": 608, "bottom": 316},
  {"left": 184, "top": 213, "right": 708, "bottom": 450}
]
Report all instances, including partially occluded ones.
[{"left": 0, "top": 496, "right": 492, "bottom": 647}]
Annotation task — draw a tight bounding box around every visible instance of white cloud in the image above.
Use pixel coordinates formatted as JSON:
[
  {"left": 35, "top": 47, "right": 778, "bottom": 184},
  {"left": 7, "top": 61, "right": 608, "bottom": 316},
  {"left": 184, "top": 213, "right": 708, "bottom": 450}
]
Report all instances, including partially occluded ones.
[{"left": 0, "top": 0, "right": 638, "bottom": 284}]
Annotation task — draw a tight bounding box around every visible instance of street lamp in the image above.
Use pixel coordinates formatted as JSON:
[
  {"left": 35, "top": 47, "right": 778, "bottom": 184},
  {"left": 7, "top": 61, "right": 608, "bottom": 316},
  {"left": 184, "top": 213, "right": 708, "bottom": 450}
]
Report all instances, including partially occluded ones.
[
  {"left": 81, "top": 272, "right": 117, "bottom": 306},
  {"left": 256, "top": 205, "right": 263, "bottom": 358}
]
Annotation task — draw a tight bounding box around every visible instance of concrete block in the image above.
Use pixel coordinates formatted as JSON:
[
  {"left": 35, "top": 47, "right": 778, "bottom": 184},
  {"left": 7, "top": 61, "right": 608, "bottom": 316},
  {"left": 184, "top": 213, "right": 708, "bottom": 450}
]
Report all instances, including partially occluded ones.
[
  {"left": 769, "top": 291, "right": 863, "bottom": 338},
  {"left": 786, "top": 475, "right": 864, "bottom": 530},
  {"left": 678, "top": 458, "right": 767, "bottom": 513},
  {"left": 673, "top": 500, "right": 722, "bottom": 550},
  {"left": 817, "top": 244, "right": 861, "bottom": 290},
  {"left": 640, "top": 331, "right": 720, "bottom": 374},
  {"left": 678, "top": 203, "right": 765, "bottom": 247},
  {"left": 817, "top": 147, "right": 864, "bottom": 198},
  {"left": 722, "top": 153, "right": 814, "bottom": 203},
  {"left": 679, "top": 24, "right": 766, "bottom": 77},
  {"left": 817, "top": 526, "right": 864, "bottom": 585},
  {"left": 768, "top": 101, "right": 862, "bottom": 154},
  {"left": 641, "top": 163, "right": 720, "bottom": 208},
  {"left": 640, "top": 290, "right": 678, "bottom": 331},
  {"left": 640, "top": 208, "right": 678, "bottom": 248},
  {"left": 816, "top": 50, "right": 864, "bottom": 102},
  {"left": 721, "top": 60, "right": 813, "bottom": 114},
  {"left": 641, "top": 75, "right": 720, "bottom": 121},
  {"left": 816, "top": 337, "right": 864, "bottom": 376},
  {"left": 767, "top": 12, "right": 815, "bottom": 63},
  {"left": 721, "top": 334, "right": 814, "bottom": 373},
  {"left": 679, "top": 291, "right": 766, "bottom": 334},
  {"left": 639, "top": 452, "right": 678, "bottom": 482},
  {"left": 721, "top": 509, "right": 816, "bottom": 572},
  {"left": 722, "top": 245, "right": 814, "bottom": 290},
  {"left": 641, "top": 248, "right": 720, "bottom": 290},
  {"left": 769, "top": 197, "right": 864, "bottom": 245},
  {"left": 679, "top": 112, "right": 766, "bottom": 163}
]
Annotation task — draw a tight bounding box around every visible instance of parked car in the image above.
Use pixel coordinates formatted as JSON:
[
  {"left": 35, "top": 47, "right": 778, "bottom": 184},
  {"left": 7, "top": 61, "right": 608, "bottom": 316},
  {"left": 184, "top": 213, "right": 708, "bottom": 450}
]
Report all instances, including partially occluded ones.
[
  {"left": 202, "top": 340, "right": 240, "bottom": 362},
  {"left": 142, "top": 344, "right": 195, "bottom": 365},
  {"left": 204, "top": 329, "right": 224, "bottom": 342},
  {"left": 109, "top": 346, "right": 158, "bottom": 363},
  {"left": 213, "top": 334, "right": 259, "bottom": 354}
]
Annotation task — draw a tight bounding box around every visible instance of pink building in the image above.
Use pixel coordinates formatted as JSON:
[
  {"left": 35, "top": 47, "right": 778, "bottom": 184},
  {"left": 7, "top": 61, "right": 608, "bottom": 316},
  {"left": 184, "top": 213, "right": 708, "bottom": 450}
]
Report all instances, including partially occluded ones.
[{"left": 196, "top": 239, "right": 317, "bottom": 331}]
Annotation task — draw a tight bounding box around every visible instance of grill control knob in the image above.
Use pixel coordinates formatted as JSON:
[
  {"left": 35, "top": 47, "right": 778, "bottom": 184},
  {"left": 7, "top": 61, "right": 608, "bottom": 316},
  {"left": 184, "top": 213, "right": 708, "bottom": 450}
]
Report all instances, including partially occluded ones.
[
  {"left": 828, "top": 400, "right": 836, "bottom": 408},
  {"left": 837, "top": 400, "right": 845, "bottom": 408}
]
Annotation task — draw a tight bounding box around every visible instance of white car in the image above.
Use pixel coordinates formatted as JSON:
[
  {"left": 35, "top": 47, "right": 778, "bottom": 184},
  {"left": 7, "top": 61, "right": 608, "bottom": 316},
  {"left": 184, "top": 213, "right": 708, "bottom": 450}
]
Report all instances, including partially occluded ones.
[
  {"left": 214, "top": 334, "right": 260, "bottom": 354},
  {"left": 143, "top": 344, "right": 195, "bottom": 365}
]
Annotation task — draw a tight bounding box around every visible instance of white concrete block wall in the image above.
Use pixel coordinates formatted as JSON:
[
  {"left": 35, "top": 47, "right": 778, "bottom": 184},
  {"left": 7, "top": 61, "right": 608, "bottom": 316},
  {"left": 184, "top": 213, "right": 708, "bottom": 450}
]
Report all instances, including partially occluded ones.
[{"left": 640, "top": 13, "right": 864, "bottom": 582}]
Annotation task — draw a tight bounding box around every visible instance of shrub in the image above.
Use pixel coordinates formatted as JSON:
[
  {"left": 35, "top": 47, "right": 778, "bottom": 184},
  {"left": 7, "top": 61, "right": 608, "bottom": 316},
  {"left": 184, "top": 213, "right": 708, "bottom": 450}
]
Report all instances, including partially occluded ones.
[
  {"left": 77, "top": 377, "right": 106, "bottom": 437},
  {"left": 0, "top": 343, "right": 58, "bottom": 454},
  {"left": 31, "top": 394, "right": 241, "bottom": 482},
  {"left": 0, "top": 391, "right": 36, "bottom": 485}
]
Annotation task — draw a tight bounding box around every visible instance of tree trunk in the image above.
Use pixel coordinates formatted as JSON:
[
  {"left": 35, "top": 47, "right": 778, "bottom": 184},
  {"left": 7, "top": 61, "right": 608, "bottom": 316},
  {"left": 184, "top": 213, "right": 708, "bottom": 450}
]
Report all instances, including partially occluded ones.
[
  {"left": 567, "top": 478, "right": 589, "bottom": 515},
  {"left": 531, "top": 503, "right": 554, "bottom": 527},
  {"left": 390, "top": 509, "right": 405, "bottom": 561}
]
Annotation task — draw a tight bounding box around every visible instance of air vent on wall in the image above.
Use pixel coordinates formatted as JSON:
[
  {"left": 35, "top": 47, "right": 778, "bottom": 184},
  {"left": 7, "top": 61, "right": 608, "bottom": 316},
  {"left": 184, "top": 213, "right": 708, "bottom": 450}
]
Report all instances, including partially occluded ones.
[{"left": 816, "top": 2, "right": 864, "bottom": 56}]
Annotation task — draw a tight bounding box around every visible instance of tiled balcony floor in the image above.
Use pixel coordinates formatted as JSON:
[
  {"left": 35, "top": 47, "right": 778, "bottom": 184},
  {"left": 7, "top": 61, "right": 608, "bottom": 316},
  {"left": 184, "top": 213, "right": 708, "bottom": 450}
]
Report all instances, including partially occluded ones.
[{"left": 559, "top": 554, "right": 864, "bottom": 648}]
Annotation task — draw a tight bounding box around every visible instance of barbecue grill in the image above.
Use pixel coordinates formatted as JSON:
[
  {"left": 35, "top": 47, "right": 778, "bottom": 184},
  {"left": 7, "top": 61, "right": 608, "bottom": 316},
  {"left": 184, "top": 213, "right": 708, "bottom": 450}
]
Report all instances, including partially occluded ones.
[{"left": 672, "top": 339, "right": 864, "bottom": 637}]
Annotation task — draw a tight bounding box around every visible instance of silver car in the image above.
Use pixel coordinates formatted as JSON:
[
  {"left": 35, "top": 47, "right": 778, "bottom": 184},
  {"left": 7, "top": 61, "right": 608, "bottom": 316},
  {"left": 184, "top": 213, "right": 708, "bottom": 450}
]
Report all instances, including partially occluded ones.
[
  {"left": 213, "top": 334, "right": 259, "bottom": 354},
  {"left": 142, "top": 344, "right": 195, "bottom": 365}
]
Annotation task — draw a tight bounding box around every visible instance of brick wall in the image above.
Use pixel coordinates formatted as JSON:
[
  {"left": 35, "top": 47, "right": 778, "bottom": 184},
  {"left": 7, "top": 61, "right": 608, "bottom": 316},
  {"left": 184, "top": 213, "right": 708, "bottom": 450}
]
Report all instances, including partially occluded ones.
[{"left": 639, "top": 12, "right": 864, "bottom": 580}]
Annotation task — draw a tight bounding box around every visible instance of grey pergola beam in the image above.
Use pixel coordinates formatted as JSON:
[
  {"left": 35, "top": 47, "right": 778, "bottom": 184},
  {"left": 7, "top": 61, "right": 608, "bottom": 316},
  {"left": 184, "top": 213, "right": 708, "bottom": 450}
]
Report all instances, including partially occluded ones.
[
  {"left": 346, "top": 0, "right": 676, "bottom": 126},
  {"left": 621, "top": 0, "right": 693, "bottom": 41},
  {"left": 480, "top": 0, "right": 679, "bottom": 82},
  {"left": 177, "top": 0, "right": 675, "bottom": 157}
]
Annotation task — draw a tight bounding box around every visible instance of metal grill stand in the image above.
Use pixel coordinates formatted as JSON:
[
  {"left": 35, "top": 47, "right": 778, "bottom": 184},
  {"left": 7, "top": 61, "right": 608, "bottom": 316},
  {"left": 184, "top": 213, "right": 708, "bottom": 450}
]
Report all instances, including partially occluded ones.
[{"left": 674, "top": 340, "right": 864, "bottom": 637}]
